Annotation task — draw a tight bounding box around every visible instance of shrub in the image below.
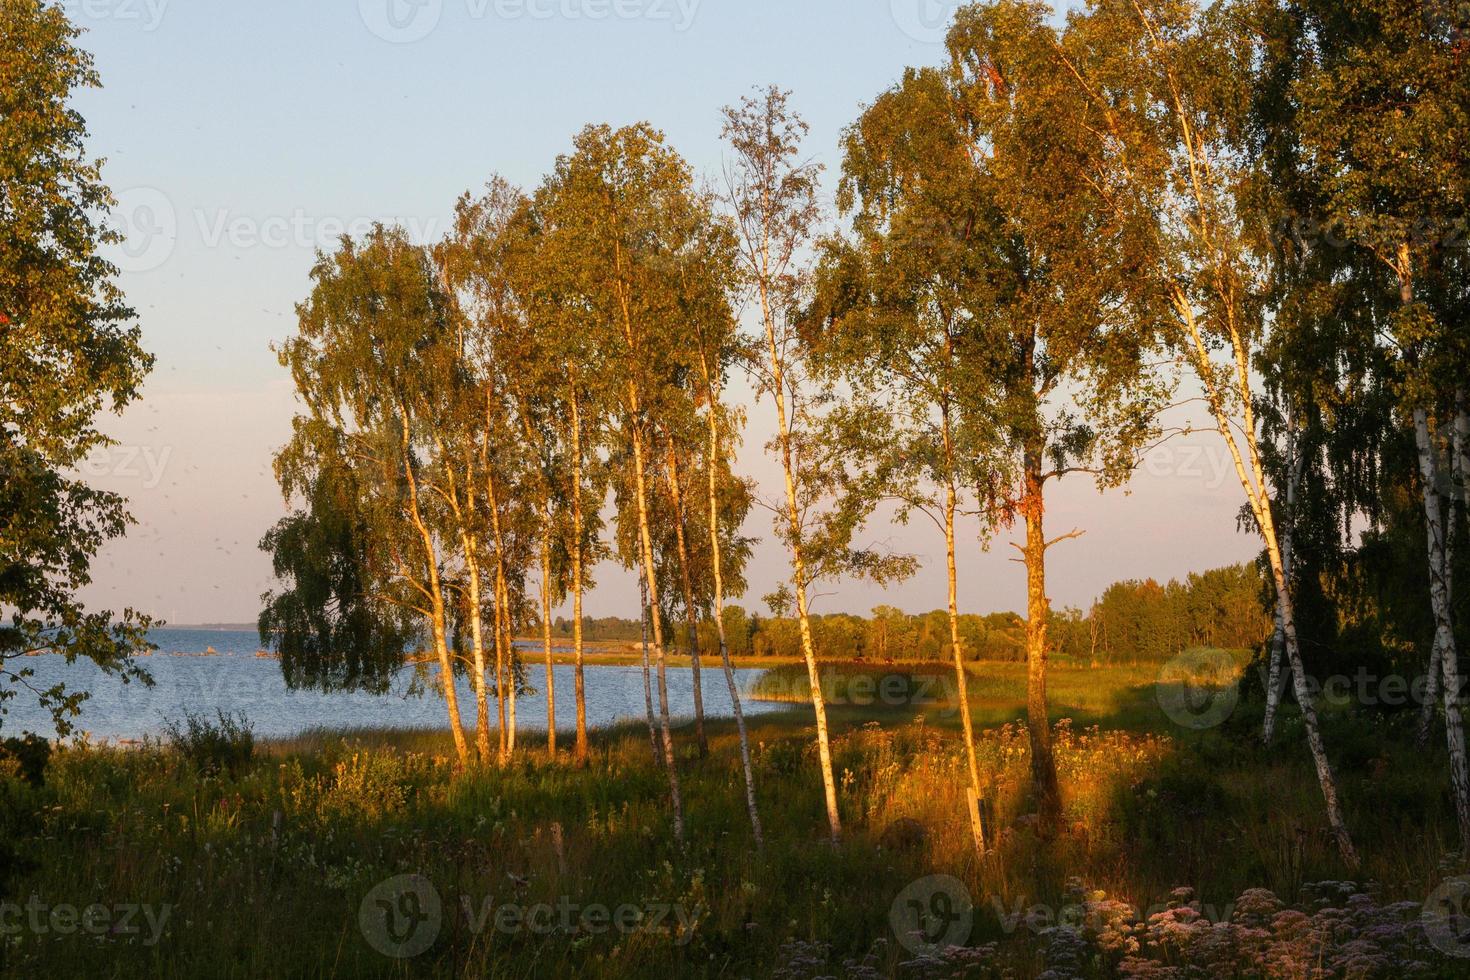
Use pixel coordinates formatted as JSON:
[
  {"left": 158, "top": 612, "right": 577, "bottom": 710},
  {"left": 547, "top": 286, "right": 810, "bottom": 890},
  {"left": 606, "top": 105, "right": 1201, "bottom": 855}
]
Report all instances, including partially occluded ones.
[
  {"left": 163, "top": 710, "right": 254, "bottom": 778},
  {"left": 0, "top": 734, "right": 52, "bottom": 787}
]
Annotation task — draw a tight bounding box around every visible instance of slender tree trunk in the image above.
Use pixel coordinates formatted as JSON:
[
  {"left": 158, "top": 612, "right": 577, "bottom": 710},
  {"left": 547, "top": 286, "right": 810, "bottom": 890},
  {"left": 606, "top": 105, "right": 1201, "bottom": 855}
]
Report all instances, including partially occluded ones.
[
  {"left": 1176, "top": 288, "right": 1359, "bottom": 867},
  {"left": 946, "top": 480, "right": 986, "bottom": 854},
  {"left": 664, "top": 431, "right": 707, "bottom": 758},
  {"left": 569, "top": 380, "right": 589, "bottom": 766},
  {"left": 607, "top": 228, "right": 684, "bottom": 844},
  {"left": 464, "top": 540, "right": 494, "bottom": 766},
  {"left": 504, "top": 581, "right": 517, "bottom": 758},
  {"left": 1415, "top": 409, "right": 1470, "bottom": 853},
  {"left": 628, "top": 395, "right": 685, "bottom": 847},
  {"left": 1264, "top": 408, "right": 1300, "bottom": 745},
  {"left": 1419, "top": 547, "right": 1447, "bottom": 746},
  {"left": 494, "top": 569, "right": 507, "bottom": 763},
  {"left": 1021, "top": 447, "right": 1062, "bottom": 827},
  {"left": 399, "top": 412, "right": 469, "bottom": 765},
  {"left": 639, "top": 569, "right": 661, "bottom": 766},
  {"left": 1456, "top": 389, "right": 1469, "bottom": 512},
  {"left": 940, "top": 431, "right": 987, "bottom": 852},
  {"left": 759, "top": 280, "right": 841, "bottom": 843},
  {"left": 700, "top": 358, "right": 762, "bottom": 845},
  {"left": 487, "top": 463, "right": 513, "bottom": 765},
  {"left": 540, "top": 524, "right": 557, "bottom": 757},
  {"left": 1427, "top": 393, "right": 1470, "bottom": 743}
]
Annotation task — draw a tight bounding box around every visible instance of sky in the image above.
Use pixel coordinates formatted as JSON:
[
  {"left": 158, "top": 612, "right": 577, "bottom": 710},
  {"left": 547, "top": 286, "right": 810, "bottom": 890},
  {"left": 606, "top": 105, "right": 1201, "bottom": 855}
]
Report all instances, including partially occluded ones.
[{"left": 64, "top": 0, "right": 1258, "bottom": 625}]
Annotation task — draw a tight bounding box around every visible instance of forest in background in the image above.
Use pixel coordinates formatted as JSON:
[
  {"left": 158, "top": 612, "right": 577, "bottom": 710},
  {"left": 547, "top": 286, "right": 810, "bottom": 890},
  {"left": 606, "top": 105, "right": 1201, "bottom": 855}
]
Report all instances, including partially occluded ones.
[{"left": 557, "top": 562, "right": 1272, "bottom": 663}]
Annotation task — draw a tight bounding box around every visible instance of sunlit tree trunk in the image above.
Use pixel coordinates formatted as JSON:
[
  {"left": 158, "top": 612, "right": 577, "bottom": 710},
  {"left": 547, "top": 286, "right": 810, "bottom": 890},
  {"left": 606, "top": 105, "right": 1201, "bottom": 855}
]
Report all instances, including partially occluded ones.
[
  {"left": 463, "top": 549, "right": 493, "bottom": 765},
  {"left": 432, "top": 433, "right": 494, "bottom": 767},
  {"left": 1020, "top": 444, "right": 1061, "bottom": 827},
  {"left": 540, "top": 520, "right": 557, "bottom": 757},
  {"left": 627, "top": 398, "right": 686, "bottom": 846},
  {"left": 568, "top": 379, "right": 589, "bottom": 766},
  {"left": 398, "top": 412, "right": 470, "bottom": 766},
  {"left": 639, "top": 569, "right": 661, "bottom": 766},
  {"left": 664, "top": 430, "right": 708, "bottom": 758},
  {"left": 699, "top": 352, "right": 762, "bottom": 845},
  {"left": 759, "top": 274, "right": 842, "bottom": 843},
  {"left": 941, "top": 404, "right": 985, "bottom": 854},
  {"left": 504, "top": 577, "right": 517, "bottom": 758},
  {"left": 487, "top": 457, "right": 515, "bottom": 764}
]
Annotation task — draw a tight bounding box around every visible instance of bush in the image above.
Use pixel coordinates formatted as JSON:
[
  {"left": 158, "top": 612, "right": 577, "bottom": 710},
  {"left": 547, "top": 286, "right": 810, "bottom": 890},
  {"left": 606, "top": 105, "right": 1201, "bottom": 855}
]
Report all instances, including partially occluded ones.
[
  {"left": 0, "top": 734, "right": 52, "bottom": 787},
  {"left": 163, "top": 710, "right": 254, "bottom": 778}
]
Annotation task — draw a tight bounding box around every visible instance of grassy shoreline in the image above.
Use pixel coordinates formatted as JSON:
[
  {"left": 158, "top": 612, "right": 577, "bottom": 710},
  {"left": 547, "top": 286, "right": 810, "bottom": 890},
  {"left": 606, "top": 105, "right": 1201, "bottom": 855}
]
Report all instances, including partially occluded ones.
[{"left": 1, "top": 661, "right": 1462, "bottom": 977}]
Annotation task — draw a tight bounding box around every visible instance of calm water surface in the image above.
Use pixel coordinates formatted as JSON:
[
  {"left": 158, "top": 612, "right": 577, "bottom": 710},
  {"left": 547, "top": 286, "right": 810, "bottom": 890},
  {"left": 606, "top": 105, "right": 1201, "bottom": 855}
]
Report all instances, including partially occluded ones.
[{"left": 5, "top": 629, "right": 782, "bottom": 742}]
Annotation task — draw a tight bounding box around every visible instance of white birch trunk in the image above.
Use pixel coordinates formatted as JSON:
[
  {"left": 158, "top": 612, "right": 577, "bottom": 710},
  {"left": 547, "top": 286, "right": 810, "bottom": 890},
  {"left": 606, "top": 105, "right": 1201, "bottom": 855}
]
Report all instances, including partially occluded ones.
[
  {"left": 701, "top": 357, "right": 763, "bottom": 845},
  {"left": 1415, "top": 409, "right": 1470, "bottom": 853},
  {"left": 1263, "top": 408, "right": 1300, "bottom": 744}
]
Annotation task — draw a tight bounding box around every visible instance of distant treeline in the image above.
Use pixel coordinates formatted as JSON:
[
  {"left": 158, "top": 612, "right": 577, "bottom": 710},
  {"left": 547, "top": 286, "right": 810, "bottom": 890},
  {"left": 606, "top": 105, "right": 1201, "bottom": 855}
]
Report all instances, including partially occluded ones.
[{"left": 553, "top": 562, "right": 1268, "bottom": 664}]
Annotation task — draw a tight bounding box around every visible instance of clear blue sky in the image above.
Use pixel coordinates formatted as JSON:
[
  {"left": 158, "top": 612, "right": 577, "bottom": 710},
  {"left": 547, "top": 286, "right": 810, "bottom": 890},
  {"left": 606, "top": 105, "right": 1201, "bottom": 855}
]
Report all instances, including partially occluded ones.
[{"left": 67, "top": 0, "right": 1255, "bottom": 624}]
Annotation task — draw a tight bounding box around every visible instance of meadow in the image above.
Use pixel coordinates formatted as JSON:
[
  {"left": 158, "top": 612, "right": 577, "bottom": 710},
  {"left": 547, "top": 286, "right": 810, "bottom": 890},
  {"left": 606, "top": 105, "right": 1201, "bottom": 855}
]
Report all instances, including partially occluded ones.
[{"left": 0, "top": 658, "right": 1463, "bottom": 978}]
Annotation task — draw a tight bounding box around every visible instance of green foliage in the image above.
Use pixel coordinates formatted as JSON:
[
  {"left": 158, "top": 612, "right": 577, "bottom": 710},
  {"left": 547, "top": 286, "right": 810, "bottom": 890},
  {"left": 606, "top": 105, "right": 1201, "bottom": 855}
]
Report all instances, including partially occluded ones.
[
  {"left": 0, "top": 733, "right": 51, "bottom": 787},
  {"left": 1091, "top": 564, "right": 1273, "bottom": 664},
  {"left": 258, "top": 424, "right": 418, "bottom": 693},
  {"left": 163, "top": 710, "right": 255, "bottom": 779},
  {"left": 0, "top": 0, "right": 156, "bottom": 735}
]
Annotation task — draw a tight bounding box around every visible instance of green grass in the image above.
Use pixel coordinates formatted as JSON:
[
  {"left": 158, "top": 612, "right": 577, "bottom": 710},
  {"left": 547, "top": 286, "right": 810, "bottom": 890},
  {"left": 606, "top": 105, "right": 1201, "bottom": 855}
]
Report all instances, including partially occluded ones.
[{"left": 0, "top": 656, "right": 1463, "bottom": 977}]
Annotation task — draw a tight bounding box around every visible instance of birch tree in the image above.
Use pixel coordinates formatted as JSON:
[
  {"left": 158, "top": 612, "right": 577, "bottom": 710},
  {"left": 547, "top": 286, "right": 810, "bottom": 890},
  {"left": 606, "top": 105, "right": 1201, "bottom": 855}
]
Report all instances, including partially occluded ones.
[
  {"left": 812, "top": 65, "right": 1014, "bottom": 854},
  {"left": 723, "top": 87, "right": 914, "bottom": 843},
  {"left": 534, "top": 123, "right": 709, "bottom": 846},
  {"left": 943, "top": 8, "right": 1171, "bottom": 828},
  {"left": 277, "top": 226, "right": 473, "bottom": 765},
  {"left": 1288, "top": 0, "right": 1468, "bottom": 855},
  {"left": 1048, "top": 0, "right": 1363, "bottom": 864}
]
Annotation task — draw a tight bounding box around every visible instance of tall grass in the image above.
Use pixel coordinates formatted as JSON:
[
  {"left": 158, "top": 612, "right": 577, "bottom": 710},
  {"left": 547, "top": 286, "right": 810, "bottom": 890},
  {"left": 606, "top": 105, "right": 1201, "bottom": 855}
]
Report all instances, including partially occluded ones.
[{"left": 0, "top": 663, "right": 1462, "bottom": 977}]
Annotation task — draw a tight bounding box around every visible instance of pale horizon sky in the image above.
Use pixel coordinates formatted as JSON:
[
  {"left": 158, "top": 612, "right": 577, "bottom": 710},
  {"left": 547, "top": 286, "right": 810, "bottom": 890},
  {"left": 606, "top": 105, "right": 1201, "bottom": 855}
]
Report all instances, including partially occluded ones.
[{"left": 66, "top": 0, "right": 1259, "bottom": 626}]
